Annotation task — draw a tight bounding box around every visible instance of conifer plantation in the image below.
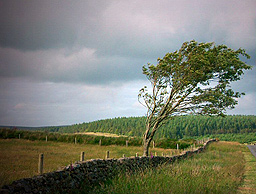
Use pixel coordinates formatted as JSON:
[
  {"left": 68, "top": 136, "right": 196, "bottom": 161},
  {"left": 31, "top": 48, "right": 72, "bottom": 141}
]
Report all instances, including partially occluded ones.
[{"left": 37, "top": 115, "right": 256, "bottom": 139}]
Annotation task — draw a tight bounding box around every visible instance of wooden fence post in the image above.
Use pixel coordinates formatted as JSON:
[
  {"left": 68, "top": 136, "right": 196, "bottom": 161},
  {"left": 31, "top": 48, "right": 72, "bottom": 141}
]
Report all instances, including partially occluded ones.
[
  {"left": 177, "top": 144, "right": 179, "bottom": 151},
  {"left": 80, "top": 152, "right": 85, "bottom": 161},
  {"left": 99, "top": 139, "right": 102, "bottom": 146},
  {"left": 106, "top": 151, "right": 109, "bottom": 159},
  {"left": 38, "top": 153, "right": 44, "bottom": 175},
  {"left": 46, "top": 136, "right": 47, "bottom": 142},
  {"left": 75, "top": 137, "right": 77, "bottom": 144},
  {"left": 126, "top": 140, "right": 128, "bottom": 147},
  {"left": 19, "top": 134, "right": 21, "bottom": 139},
  {"left": 153, "top": 141, "right": 155, "bottom": 148}
]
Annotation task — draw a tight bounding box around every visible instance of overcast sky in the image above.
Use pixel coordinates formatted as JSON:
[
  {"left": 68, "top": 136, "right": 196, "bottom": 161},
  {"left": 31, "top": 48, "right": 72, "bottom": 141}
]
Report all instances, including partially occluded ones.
[{"left": 0, "top": 0, "right": 255, "bottom": 127}]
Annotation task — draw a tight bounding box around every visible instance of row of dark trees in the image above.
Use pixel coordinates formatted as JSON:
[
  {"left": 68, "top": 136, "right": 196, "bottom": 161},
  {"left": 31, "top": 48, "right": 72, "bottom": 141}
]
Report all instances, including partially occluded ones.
[{"left": 37, "top": 115, "right": 256, "bottom": 139}]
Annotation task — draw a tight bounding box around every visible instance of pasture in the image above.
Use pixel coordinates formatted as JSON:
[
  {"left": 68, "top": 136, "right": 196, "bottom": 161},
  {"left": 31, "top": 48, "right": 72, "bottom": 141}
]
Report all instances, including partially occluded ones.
[
  {"left": 1, "top": 139, "right": 255, "bottom": 193},
  {"left": 0, "top": 139, "right": 173, "bottom": 187}
]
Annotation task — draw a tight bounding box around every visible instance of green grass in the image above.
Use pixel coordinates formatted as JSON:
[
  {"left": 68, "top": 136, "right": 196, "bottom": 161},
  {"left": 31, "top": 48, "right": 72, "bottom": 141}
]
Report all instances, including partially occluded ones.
[
  {"left": 191, "top": 133, "right": 256, "bottom": 144},
  {"left": 89, "top": 141, "right": 246, "bottom": 194},
  {"left": 2, "top": 139, "right": 253, "bottom": 193},
  {"left": 0, "top": 139, "right": 172, "bottom": 187},
  {"left": 0, "top": 128, "right": 195, "bottom": 149},
  {"left": 238, "top": 145, "right": 256, "bottom": 194}
]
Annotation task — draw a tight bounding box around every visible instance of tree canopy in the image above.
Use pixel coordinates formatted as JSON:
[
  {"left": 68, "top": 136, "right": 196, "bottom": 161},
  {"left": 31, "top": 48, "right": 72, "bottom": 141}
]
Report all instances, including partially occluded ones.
[{"left": 139, "top": 40, "right": 251, "bottom": 156}]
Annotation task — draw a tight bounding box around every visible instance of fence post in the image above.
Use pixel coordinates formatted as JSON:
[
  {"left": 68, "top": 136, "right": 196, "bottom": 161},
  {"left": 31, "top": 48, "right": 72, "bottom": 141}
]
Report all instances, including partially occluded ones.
[
  {"left": 106, "top": 151, "right": 109, "bottom": 159},
  {"left": 70, "top": 161, "right": 73, "bottom": 171},
  {"left": 153, "top": 141, "right": 155, "bottom": 148},
  {"left": 19, "top": 134, "right": 21, "bottom": 139},
  {"left": 75, "top": 137, "right": 77, "bottom": 144},
  {"left": 99, "top": 139, "right": 102, "bottom": 146},
  {"left": 46, "top": 136, "right": 47, "bottom": 142},
  {"left": 126, "top": 140, "right": 128, "bottom": 147},
  {"left": 80, "top": 152, "right": 85, "bottom": 161},
  {"left": 177, "top": 144, "right": 179, "bottom": 152},
  {"left": 38, "top": 153, "right": 44, "bottom": 175}
]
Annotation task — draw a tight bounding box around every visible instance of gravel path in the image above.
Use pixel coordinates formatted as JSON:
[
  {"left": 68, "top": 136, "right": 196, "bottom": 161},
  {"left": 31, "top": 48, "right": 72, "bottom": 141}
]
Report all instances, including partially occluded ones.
[{"left": 247, "top": 145, "right": 256, "bottom": 158}]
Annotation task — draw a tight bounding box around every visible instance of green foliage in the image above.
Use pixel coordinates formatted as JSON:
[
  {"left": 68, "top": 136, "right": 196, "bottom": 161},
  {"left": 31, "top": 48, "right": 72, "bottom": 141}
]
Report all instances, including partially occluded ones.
[
  {"left": 197, "top": 132, "right": 256, "bottom": 144},
  {"left": 139, "top": 40, "right": 251, "bottom": 155},
  {"left": 30, "top": 115, "right": 256, "bottom": 141},
  {"left": 140, "top": 40, "right": 251, "bottom": 117},
  {"left": 2, "top": 115, "right": 255, "bottom": 144},
  {"left": 0, "top": 128, "right": 193, "bottom": 149},
  {"left": 155, "top": 138, "right": 193, "bottom": 149}
]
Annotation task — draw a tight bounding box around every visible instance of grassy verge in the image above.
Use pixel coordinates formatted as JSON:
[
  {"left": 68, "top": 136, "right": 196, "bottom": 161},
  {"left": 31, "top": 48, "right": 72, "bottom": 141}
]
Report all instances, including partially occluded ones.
[
  {"left": 0, "top": 139, "right": 173, "bottom": 187},
  {"left": 189, "top": 133, "right": 256, "bottom": 144},
  {"left": 89, "top": 141, "right": 246, "bottom": 194},
  {"left": 238, "top": 146, "right": 256, "bottom": 194}
]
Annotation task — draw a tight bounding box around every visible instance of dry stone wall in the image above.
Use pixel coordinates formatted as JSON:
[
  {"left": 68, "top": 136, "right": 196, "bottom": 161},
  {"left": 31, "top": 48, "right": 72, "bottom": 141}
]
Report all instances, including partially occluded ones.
[{"left": 0, "top": 139, "right": 216, "bottom": 194}]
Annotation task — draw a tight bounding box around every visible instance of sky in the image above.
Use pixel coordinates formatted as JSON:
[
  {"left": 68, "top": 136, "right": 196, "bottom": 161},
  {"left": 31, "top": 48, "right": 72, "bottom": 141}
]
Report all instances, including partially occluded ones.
[{"left": 0, "top": 0, "right": 255, "bottom": 127}]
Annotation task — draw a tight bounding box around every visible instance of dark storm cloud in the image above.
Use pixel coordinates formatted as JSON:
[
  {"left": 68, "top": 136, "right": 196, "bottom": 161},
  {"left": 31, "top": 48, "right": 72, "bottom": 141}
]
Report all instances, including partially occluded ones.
[
  {"left": 0, "top": 0, "right": 255, "bottom": 126},
  {"left": 0, "top": 0, "right": 109, "bottom": 50},
  {"left": 1, "top": 0, "right": 255, "bottom": 85}
]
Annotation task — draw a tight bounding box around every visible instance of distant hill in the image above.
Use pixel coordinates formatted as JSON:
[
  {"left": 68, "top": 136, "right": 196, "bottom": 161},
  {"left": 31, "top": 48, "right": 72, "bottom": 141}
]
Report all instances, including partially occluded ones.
[
  {"left": 0, "top": 126, "right": 38, "bottom": 130},
  {"left": 0, "top": 125, "right": 68, "bottom": 132},
  {"left": 23, "top": 115, "right": 256, "bottom": 139}
]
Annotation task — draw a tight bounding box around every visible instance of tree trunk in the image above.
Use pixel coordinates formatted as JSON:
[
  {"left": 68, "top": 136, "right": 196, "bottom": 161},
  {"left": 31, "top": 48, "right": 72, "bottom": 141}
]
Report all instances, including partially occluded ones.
[
  {"left": 143, "top": 123, "right": 158, "bottom": 156},
  {"left": 143, "top": 137, "right": 152, "bottom": 156}
]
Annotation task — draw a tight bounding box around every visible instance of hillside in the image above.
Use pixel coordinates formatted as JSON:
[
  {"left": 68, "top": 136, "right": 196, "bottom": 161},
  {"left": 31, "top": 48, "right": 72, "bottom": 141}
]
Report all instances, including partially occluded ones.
[{"left": 34, "top": 115, "right": 256, "bottom": 139}]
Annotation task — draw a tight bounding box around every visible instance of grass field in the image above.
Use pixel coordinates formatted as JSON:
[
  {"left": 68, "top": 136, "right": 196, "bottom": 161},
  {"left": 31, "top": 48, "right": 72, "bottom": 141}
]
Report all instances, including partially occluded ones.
[
  {"left": 74, "top": 132, "right": 128, "bottom": 138},
  {"left": 1, "top": 139, "right": 255, "bottom": 193},
  {"left": 89, "top": 141, "right": 254, "bottom": 194},
  {"left": 0, "top": 139, "right": 173, "bottom": 187},
  {"left": 238, "top": 145, "right": 256, "bottom": 194}
]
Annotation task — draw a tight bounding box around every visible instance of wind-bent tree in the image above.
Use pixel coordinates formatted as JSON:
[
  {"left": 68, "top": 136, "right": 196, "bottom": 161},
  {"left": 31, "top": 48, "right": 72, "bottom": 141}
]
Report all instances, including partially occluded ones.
[{"left": 138, "top": 40, "right": 251, "bottom": 156}]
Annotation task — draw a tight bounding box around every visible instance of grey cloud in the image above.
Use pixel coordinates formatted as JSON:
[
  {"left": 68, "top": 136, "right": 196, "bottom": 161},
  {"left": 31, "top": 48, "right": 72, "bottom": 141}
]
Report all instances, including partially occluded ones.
[
  {"left": 1, "top": 0, "right": 255, "bottom": 90},
  {"left": 0, "top": 0, "right": 109, "bottom": 50},
  {"left": 0, "top": 0, "right": 256, "bottom": 126},
  {"left": 0, "top": 47, "right": 146, "bottom": 85},
  {"left": 2, "top": 0, "right": 255, "bottom": 55}
]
